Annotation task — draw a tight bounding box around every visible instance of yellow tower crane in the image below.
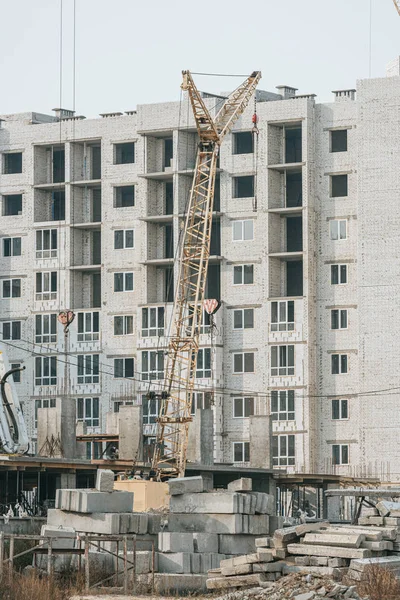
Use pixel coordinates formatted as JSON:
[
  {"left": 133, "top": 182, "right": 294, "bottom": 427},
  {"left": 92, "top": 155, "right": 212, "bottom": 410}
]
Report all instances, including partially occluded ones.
[
  {"left": 393, "top": 0, "right": 400, "bottom": 15},
  {"left": 151, "top": 70, "right": 261, "bottom": 480}
]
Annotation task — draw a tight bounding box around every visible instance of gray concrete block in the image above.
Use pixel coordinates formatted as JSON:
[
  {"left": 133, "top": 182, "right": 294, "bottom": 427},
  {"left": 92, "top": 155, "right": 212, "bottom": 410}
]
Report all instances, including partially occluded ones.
[
  {"left": 228, "top": 478, "right": 252, "bottom": 492},
  {"left": 221, "top": 563, "right": 253, "bottom": 576},
  {"left": 157, "top": 552, "right": 191, "bottom": 574},
  {"left": 47, "top": 509, "right": 148, "bottom": 534},
  {"left": 303, "top": 533, "right": 364, "bottom": 548},
  {"left": 55, "top": 489, "right": 134, "bottom": 513},
  {"left": 169, "top": 491, "right": 241, "bottom": 514},
  {"left": 40, "top": 525, "right": 76, "bottom": 548},
  {"left": 154, "top": 573, "right": 208, "bottom": 593},
  {"left": 168, "top": 476, "right": 210, "bottom": 496},
  {"left": 287, "top": 543, "right": 371, "bottom": 559},
  {"left": 167, "top": 513, "right": 244, "bottom": 534},
  {"left": 350, "top": 555, "right": 400, "bottom": 572},
  {"left": 115, "top": 550, "right": 156, "bottom": 574},
  {"left": 95, "top": 469, "right": 114, "bottom": 493},
  {"left": 219, "top": 534, "right": 257, "bottom": 555},
  {"left": 194, "top": 533, "right": 218, "bottom": 553},
  {"left": 158, "top": 532, "right": 194, "bottom": 553},
  {"left": 268, "top": 516, "right": 285, "bottom": 533},
  {"left": 255, "top": 537, "right": 271, "bottom": 548},
  {"left": 206, "top": 573, "right": 266, "bottom": 589}
]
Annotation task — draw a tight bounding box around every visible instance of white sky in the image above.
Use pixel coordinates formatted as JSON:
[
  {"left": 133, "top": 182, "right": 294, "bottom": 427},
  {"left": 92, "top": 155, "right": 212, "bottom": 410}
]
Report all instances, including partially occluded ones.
[{"left": 1, "top": 0, "right": 399, "bottom": 118}]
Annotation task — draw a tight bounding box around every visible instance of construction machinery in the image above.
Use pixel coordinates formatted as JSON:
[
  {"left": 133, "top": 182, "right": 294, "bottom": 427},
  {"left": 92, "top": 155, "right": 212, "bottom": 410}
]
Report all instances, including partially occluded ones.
[
  {"left": 152, "top": 70, "right": 261, "bottom": 480},
  {"left": 393, "top": 0, "right": 400, "bottom": 15},
  {"left": 0, "top": 343, "right": 29, "bottom": 454}
]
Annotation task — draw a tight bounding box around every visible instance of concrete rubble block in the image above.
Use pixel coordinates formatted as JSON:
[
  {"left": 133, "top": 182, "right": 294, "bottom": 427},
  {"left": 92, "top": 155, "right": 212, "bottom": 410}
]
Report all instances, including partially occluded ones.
[
  {"left": 287, "top": 543, "right": 371, "bottom": 559},
  {"left": 309, "top": 556, "right": 328, "bottom": 566},
  {"left": 248, "top": 515, "right": 270, "bottom": 535},
  {"left": 70, "top": 550, "right": 114, "bottom": 574},
  {"left": 206, "top": 573, "right": 266, "bottom": 590},
  {"left": 95, "top": 469, "right": 115, "bottom": 493},
  {"left": 199, "top": 553, "right": 225, "bottom": 573},
  {"left": 271, "top": 548, "right": 287, "bottom": 559},
  {"left": 384, "top": 517, "right": 400, "bottom": 526},
  {"left": 221, "top": 563, "right": 253, "bottom": 577},
  {"left": 253, "top": 560, "right": 285, "bottom": 573},
  {"left": 350, "top": 555, "right": 400, "bottom": 572},
  {"left": 115, "top": 550, "right": 156, "bottom": 574},
  {"left": 154, "top": 573, "right": 208, "bottom": 594},
  {"left": 250, "top": 492, "right": 275, "bottom": 515},
  {"left": 358, "top": 516, "right": 384, "bottom": 526},
  {"left": 376, "top": 500, "right": 400, "bottom": 517},
  {"left": 302, "top": 533, "right": 365, "bottom": 548},
  {"left": 55, "top": 489, "right": 134, "bottom": 513},
  {"left": 168, "top": 476, "right": 210, "bottom": 496},
  {"left": 328, "top": 557, "right": 348, "bottom": 567},
  {"left": 352, "top": 526, "right": 397, "bottom": 540},
  {"left": 157, "top": 552, "right": 191, "bottom": 574},
  {"left": 228, "top": 478, "right": 252, "bottom": 492},
  {"left": 47, "top": 509, "right": 148, "bottom": 535},
  {"left": 256, "top": 549, "right": 274, "bottom": 562},
  {"left": 40, "top": 525, "right": 76, "bottom": 549},
  {"left": 190, "top": 553, "right": 201, "bottom": 574},
  {"left": 326, "top": 526, "right": 383, "bottom": 541},
  {"left": 293, "top": 593, "right": 316, "bottom": 600},
  {"left": 167, "top": 513, "right": 244, "bottom": 534},
  {"left": 158, "top": 532, "right": 194, "bottom": 553},
  {"left": 273, "top": 526, "right": 298, "bottom": 546},
  {"left": 169, "top": 492, "right": 242, "bottom": 514},
  {"left": 255, "top": 537, "right": 271, "bottom": 548},
  {"left": 147, "top": 513, "right": 165, "bottom": 534},
  {"left": 268, "top": 516, "right": 285, "bottom": 533},
  {"left": 295, "top": 556, "right": 311, "bottom": 566},
  {"left": 194, "top": 533, "right": 219, "bottom": 553},
  {"left": 361, "top": 540, "right": 393, "bottom": 551},
  {"left": 219, "top": 534, "right": 257, "bottom": 555},
  {"left": 282, "top": 564, "right": 347, "bottom": 580},
  {"left": 295, "top": 522, "right": 330, "bottom": 536}
]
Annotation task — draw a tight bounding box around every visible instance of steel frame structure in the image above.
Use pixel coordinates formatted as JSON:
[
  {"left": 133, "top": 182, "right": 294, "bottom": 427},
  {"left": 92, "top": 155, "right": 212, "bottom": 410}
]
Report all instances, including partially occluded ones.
[
  {"left": 152, "top": 70, "right": 261, "bottom": 479},
  {"left": 393, "top": 0, "right": 400, "bottom": 15}
]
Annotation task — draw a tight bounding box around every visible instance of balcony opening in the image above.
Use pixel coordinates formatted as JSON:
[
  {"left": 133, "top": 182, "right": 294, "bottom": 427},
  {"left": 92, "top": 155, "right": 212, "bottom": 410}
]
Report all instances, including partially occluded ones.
[
  {"left": 286, "top": 171, "right": 302, "bottom": 207},
  {"left": 205, "top": 264, "right": 220, "bottom": 300},
  {"left": 164, "top": 266, "right": 174, "bottom": 302},
  {"left": 285, "top": 127, "right": 302, "bottom": 163},
  {"left": 92, "top": 188, "right": 101, "bottom": 222},
  {"left": 164, "top": 138, "right": 173, "bottom": 169},
  {"left": 92, "top": 231, "right": 101, "bottom": 264},
  {"left": 52, "top": 148, "right": 65, "bottom": 183},
  {"left": 34, "top": 189, "right": 65, "bottom": 222},
  {"left": 233, "top": 131, "right": 253, "bottom": 155},
  {"left": 92, "top": 273, "right": 101, "bottom": 308},
  {"left": 52, "top": 190, "right": 65, "bottom": 220},
  {"left": 91, "top": 145, "right": 101, "bottom": 179},
  {"left": 233, "top": 175, "right": 254, "bottom": 198},
  {"left": 165, "top": 182, "right": 173, "bottom": 215},
  {"left": 3, "top": 152, "right": 22, "bottom": 174},
  {"left": 210, "top": 218, "right": 221, "bottom": 255},
  {"left": 164, "top": 223, "right": 174, "bottom": 259},
  {"left": 3, "top": 194, "right": 22, "bottom": 216},
  {"left": 286, "top": 216, "right": 303, "bottom": 252},
  {"left": 286, "top": 260, "right": 303, "bottom": 296}
]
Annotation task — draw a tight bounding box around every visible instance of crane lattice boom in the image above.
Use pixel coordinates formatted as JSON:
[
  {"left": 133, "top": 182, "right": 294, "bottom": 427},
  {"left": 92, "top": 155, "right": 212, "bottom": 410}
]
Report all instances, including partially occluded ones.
[
  {"left": 152, "top": 70, "right": 261, "bottom": 480},
  {"left": 393, "top": 0, "right": 400, "bottom": 15}
]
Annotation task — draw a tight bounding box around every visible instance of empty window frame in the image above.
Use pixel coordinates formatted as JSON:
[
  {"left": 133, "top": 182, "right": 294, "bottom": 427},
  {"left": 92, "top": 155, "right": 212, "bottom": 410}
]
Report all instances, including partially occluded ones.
[
  {"left": 114, "top": 229, "right": 134, "bottom": 249},
  {"left": 11, "top": 363, "right": 21, "bottom": 383},
  {"left": 271, "top": 300, "right": 295, "bottom": 332},
  {"left": 285, "top": 127, "right": 302, "bottom": 163},
  {"left": 190, "top": 391, "right": 213, "bottom": 415},
  {"left": 114, "top": 272, "right": 133, "bottom": 292},
  {"left": 35, "top": 314, "right": 57, "bottom": 343},
  {"left": 233, "top": 264, "right": 254, "bottom": 285},
  {"left": 331, "top": 309, "right": 348, "bottom": 330},
  {"left": 164, "top": 138, "right": 173, "bottom": 169},
  {"left": 141, "top": 350, "right": 164, "bottom": 381},
  {"left": 196, "top": 348, "right": 211, "bottom": 378},
  {"left": 331, "top": 264, "right": 347, "bottom": 285},
  {"left": 3, "top": 152, "right": 22, "bottom": 174},
  {"left": 77, "top": 354, "right": 100, "bottom": 384},
  {"left": 330, "top": 220, "right": 347, "bottom": 240},
  {"left": 3, "top": 237, "right": 21, "bottom": 257},
  {"left": 143, "top": 395, "right": 159, "bottom": 424},
  {"left": 35, "top": 356, "right": 57, "bottom": 386},
  {"left": 114, "top": 315, "right": 133, "bottom": 336},
  {"left": 114, "top": 357, "right": 134, "bottom": 378},
  {"left": 233, "top": 352, "right": 255, "bottom": 374},
  {"left": 271, "top": 390, "right": 295, "bottom": 421},
  {"left": 233, "top": 176, "right": 254, "bottom": 198},
  {"left": 52, "top": 148, "right": 65, "bottom": 183},
  {"left": 332, "top": 398, "right": 348, "bottom": 420},
  {"left": 115, "top": 185, "right": 135, "bottom": 208},
  {"left": 233, "top": 308, "right": 254, "bottom": 329},
  {"left": 36, "top": 272, "right": 57, "bottom": 300},
  {"left": 331, "top": 354, "right": 348, "bottom": 374},
  {"left": 34, "top": 398, "right": 56, "bottom": 428},
  {"left": 142, "top": 306, "right": 164, "bottom": 337},
  {"left": 233, "top": 131, "right": 253, "bottom": 155},
  {"left": 3, "top": 278, "right": 21, "bottom": 298},
  {"left": 77, "top": 397, "right": 100, "bottom": 427},
  {"left": 332, "top": 444, "right": 349, "bottom": 465},
  {"left": 331, "top": 174, "right": 348, "bottom": 197},
  {"left": 36, "top": 229, "right": 57, "bottom": 258},
  {"left": 233, "top": 396, "right": 254, "bottom": 418},
  {"left": 330, "top": 129, "right": 348, "bottom": 153},
  {"left": 3, "top": 194, "right": 22, "bottom": 216},
  {"left": 115, "top": 142, "right": 135, "bottom": 165},
  {"left": 165, "top": 182, "right": 174, "bottom": 214},
  {"left": 232, "top": 220, "right": 253, "bottom": 241},
  {"left": 271, "top": 345, "right": 295, "bottom": 376},
  {"left": 272, "top": 434, "right": 295, "bottom": 466},
  {"left": 233, "top": 441, "right": 250, "bottom": 462},
  {"left": 77, "top": 311, "right": 99, "bottom": 341},
  {"left": 51, "top": 190, "right": 66, "bottom": 220},
  {"left": 2, "top": 321, "right": 21, "bottom": 340}
]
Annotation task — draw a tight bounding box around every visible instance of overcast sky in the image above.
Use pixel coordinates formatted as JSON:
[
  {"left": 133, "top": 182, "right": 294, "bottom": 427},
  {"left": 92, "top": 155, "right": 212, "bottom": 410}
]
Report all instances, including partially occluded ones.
[{"left": 1, "top": 0, "right": 399, "bottom": 118}]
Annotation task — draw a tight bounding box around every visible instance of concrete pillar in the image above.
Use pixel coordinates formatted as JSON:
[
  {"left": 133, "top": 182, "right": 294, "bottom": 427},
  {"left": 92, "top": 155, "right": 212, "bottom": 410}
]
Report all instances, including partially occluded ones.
[
  {"left": 118, "top": 405, "right": 143, "bottom": 460},
  {"left": 187, "top": 408, "right": 214, "bottom": 465},
  {"left": 37, "top": 399, "right": 76, "bottom": 459},
  {"left": 249, "top": 415, "right": 272, "bottom": 469}
]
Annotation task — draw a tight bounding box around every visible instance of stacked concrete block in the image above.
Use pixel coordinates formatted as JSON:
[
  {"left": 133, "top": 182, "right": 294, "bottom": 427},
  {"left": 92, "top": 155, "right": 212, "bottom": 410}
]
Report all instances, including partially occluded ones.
[
  {"left": 95, "top": 469, "right": 115, "bottom": 492},
  {"left": 56, "top": 488, "right": 133, "bottom": 513}
]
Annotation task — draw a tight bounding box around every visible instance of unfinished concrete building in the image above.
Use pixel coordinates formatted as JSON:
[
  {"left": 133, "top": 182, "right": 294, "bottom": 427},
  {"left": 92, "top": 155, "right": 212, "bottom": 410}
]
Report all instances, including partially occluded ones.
[{"left": 1, "top": 58, "right": 400, "bottom": 482}]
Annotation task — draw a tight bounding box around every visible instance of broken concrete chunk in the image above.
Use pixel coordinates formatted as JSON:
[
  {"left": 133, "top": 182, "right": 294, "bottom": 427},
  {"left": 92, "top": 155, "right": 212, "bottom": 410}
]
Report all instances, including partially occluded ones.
[
  {"left": 206, "top": 573, "right": 266, "bottom": 590},
  {"left": 221, "top": 563, "right": 253, "bottom": 576},
  {"left": 95, "top": 469, "right": 115, "bottom": 492},
  {"left": 228, "top": 478, "right": 252, "bottom": 492}
]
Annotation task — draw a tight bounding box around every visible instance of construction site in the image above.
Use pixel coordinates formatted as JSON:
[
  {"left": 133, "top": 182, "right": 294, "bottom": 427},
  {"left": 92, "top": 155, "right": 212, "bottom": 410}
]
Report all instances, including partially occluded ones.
[{"left": 2, "top": 0, "right": 400, "bottom": 598}]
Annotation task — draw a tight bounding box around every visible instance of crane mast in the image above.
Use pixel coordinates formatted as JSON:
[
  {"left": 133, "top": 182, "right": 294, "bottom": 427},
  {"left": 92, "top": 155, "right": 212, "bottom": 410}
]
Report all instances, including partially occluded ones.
[{"left": 152, "top": 70, "right": 261, "bottom": 480}]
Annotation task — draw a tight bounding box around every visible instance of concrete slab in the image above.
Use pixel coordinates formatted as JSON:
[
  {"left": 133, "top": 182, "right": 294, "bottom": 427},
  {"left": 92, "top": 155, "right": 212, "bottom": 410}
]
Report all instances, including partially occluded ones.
[
  {"left": 350, "top": 555, "right": 400, "bottom": 572},
  {"left": 167, "top": 513, "right": 244, "bottom": 534},
  {"left": 255, "top": 537, "right": 271, "bottom": 548},
  {"left": 206, "top": 573, "right": 266, "bottom": 589},
  {"left": 55, "top": 489, "right": 134, "bottom": 513},
  {"left": 168, "top": 476, "right": 210, "bottom": 496},
  {"left": 169, "top": 491, "right": 241, "bottom": 514},
  {"left": 376, "top": 500, "right": 400, "bottom": 517},
  {"left": 40, "top": 525, "right": 76, "bottom": 548},
  {"left": 228, "top": 478, "right": 252, "bottom": 492},
  {"left": 158, "top": 532, "right": 194, "bottom": 553},
  {"left": 302, "top": 533, "right": 364, "bottom": 548},
  {"left": 221, "top": 563, "right": 253, "bottom": 576},
  {"left": 47, "top": 509, "right": 148, "bottom": 534},
  {"left": 95, "top": 469, "right": 114, "bottom": 493},
  {"left": 287, "top": 543, "right": 371, "bottom": 559}
]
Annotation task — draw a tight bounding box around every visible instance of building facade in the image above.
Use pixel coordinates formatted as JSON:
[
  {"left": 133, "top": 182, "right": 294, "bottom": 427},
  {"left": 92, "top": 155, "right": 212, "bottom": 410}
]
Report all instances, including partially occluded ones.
[{"left": 1, "top": 59, "right": 400, "bottom": 480}]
